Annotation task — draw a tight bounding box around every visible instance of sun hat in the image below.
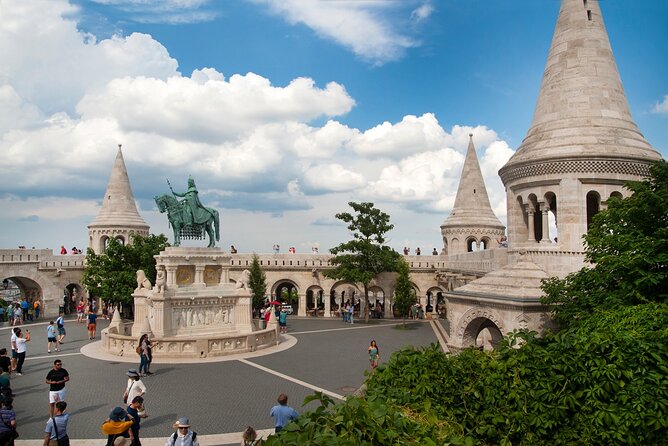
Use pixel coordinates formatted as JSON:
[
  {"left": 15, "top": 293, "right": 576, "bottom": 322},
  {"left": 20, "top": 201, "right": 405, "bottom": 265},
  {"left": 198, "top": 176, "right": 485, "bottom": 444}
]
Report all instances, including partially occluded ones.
[
  {"left": 109, "top": 406, "right": 127, "bottom": 422},
  {"left": 173, "top": 417, "right": 191, "bottom": 429},
  {"left": 113, "top": 437, "right": 131, "bottom": 446},
  {"left": 126, "top": 369, "right": 139, "bottom": 377}
]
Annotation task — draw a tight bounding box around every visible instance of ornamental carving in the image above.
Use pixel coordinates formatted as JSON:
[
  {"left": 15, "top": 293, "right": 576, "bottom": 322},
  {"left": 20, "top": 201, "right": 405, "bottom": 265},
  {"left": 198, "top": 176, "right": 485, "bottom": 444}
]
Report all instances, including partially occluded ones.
[
  {"left": 456, "top": 307, "right": 504, "bottom": 339},
  {"left": 204, "top": 266, "right": 220, "bottom": 285},
  {"left": 176, "top": 266, "right": 194, "bottom": 285},
  {"left": 500, "top": 159, "right": 652, "bottom": 184},
  {"left": 172, "top": 304, "right": 234, "bottom": 328}
]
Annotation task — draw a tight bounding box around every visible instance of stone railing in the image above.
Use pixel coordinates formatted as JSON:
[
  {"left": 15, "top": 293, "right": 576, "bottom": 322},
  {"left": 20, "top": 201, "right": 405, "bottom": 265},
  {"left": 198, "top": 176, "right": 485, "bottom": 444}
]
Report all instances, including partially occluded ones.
[
  {"left": 101, "top": 320, "right": 279, "bottom": 359},
  {"left": 0, "top": 249, "right": 85, "bottom": 268}
]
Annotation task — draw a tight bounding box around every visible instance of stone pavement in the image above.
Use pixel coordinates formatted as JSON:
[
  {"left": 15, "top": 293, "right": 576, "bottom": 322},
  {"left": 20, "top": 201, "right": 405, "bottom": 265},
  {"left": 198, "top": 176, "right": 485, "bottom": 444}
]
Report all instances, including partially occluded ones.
[{"left": 6, "top": 315, "right": 440, "bottom": 445}]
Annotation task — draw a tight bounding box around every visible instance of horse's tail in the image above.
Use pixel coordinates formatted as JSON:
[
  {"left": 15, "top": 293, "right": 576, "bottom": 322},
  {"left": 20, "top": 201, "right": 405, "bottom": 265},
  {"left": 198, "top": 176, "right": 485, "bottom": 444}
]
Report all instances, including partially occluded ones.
[{"left": 214, "top": 210, "right": 220, "bottom": 241}]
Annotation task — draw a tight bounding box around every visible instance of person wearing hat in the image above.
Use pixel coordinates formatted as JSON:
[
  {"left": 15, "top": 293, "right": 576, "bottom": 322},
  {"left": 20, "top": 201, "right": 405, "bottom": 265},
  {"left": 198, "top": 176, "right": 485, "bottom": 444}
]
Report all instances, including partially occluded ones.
[
  {"left": 123, "top": 370, "right": 146, "bottom": 406},
  {"left": 102, "top": 406, "right": 134, "bottom": 446},
  {"left": 164, "top": 418, "right": 198, "bottom": 446}
]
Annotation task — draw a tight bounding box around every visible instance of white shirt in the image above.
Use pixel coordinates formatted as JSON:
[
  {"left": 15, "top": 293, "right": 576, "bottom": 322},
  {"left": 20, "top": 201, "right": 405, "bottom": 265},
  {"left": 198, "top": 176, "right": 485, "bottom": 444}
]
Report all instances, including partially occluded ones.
[
  {"left": 10, "top": 333, "right": 17, "bottom": 351},
  {"left": 126, "top": 378, "right": 146, "bottom": 403},
  {"left": 16, "top": 337, "right": 27, "bottom": 354}
]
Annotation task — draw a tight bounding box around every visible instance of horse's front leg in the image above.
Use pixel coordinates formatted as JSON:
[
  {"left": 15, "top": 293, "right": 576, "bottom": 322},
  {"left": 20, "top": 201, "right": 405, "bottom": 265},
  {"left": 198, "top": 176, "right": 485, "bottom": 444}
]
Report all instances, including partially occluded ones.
[
  {"left": 173, "top": 224, "right": 181, "bottom": 246},
  {"left": 207, "top": 223, "right": 215, "bottom": 248}
]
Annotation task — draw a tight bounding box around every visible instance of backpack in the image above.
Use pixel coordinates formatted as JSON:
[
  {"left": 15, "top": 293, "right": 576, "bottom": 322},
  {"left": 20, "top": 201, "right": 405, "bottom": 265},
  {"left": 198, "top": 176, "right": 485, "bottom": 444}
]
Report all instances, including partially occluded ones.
[{"left": 171, "top": 431, "right": 196, "bottom": 444}]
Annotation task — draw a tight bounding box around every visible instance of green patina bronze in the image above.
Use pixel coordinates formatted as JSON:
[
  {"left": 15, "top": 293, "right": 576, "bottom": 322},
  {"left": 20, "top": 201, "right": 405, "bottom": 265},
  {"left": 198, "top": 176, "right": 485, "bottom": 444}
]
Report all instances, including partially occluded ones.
[{"left": 154, "top": 176, "right": 220, "bottom": 247}]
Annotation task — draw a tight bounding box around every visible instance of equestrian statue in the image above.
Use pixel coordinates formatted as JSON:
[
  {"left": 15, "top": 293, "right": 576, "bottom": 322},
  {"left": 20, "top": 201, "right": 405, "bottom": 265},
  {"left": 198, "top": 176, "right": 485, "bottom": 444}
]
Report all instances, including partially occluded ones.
[{"left": 154, "top": 176, "right": 220, "bottom": 248}]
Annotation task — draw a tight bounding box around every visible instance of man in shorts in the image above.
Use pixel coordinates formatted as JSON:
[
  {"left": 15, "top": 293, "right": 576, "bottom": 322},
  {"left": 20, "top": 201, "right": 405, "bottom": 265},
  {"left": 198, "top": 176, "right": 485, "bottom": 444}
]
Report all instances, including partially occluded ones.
[
  {"left": 87, "top": 308, "right": 98, "bottom": 340},
  {"left": 45, "top": 359, "right": 69, "bottom": 416},
  {"left": 47, "top": 321, "right": 60, "bottom": 353},
  {"left": 56, "top": 313, "right": 66, "bottom": 345},
  {"left": 10, "top": 327, "right": 19, "bottom": 373}
]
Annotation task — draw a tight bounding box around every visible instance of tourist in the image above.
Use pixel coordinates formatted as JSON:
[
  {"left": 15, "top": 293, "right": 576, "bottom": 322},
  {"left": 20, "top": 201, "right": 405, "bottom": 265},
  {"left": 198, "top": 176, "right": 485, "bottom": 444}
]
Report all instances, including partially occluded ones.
[
  {"left": 14, "top": 328, "right": 30, "bottom": 376},
  {"left": 0, "top": 397, "right": 17, "bottom": 446},
  {"left": 10, "top": 328, "right": 18, "bottom": 373},
  {"left": 0, "top": 349, "right": 10, "bottom": 375},
  {"left": 45, "top": 359, "right": 69, "bottom": 416},
  {"left": 269, "top": 393, "right": 298, "bottom": 433},
  {"left": 272, "top": 244, "right": 279, "bottom": 254},
  {"left": 342, "top": 302, "right": 348, "bottom": 323},
  {"left": 47, "top": 321, "right": 60, "bottom": 353},
  {"left": 127, "top": 396, "right": 148, "bottom": 446},
  {"left": 20, "top": 300, "right": 29, "bottom": 322},
  {"left": 76, "top": 300, "right": 84, "bottom": 323},
  {"left": 432, "top": 248, "right": 438, "bottom": 255},
  {"left": 87, "top": 308, "right": 98, "bottom": 340},
  {"left": 348, "top": 302, "right": 354, "bottom": 324},
  {"left": 34, "top": 299, "right": 41, "bottom": 319},
  {"left": 496, "top": 236, "right": 508, "bottom": 248},
  {"left": 165, "top": 417, "right": 199, "bottom": 446},
  {"left": 368, "top": 340, "right": 380, "bottom": 370},
  {"left": 43, "top": 401, "right": 69, "bottom": 446},
  {"left": 124, "top": 370, "right": 146, "bottom": 406},
  {"left": 144, "top": 335, "right": 154, "bottom": 376},
  {"left": 241, "top": 426, "right": 259, "bottom": 445},
  {"left": 416, "top": 247, "right": 421, "bottom": 256},
  {"left": 230, "top": 245, "right": 238, "bottom": 254},
  {"left": 55, "top": 313, "right": 66, "bottom": 345},
  {"left": 12, "top": 305, "right": 22, "bottom": 326},
  {"left": 60, "top": 246, "right": 67, "bottom": 255},
  {"left": 138, "top": 335, "right": 150, "bottom": 376},
  {"left": 102, "top": 406, "right": 134, "bottom": 446},
  {"left": 278, "top": 307, "right": 287, "bottom": 334},
  {"left": 403, "top": 246, "right": 409, "bottom": 255},
  {"left": 0, "top": 306, "right": 4, "bottom": 323},
  {"left": 7, "top": 306, "right": 13, "bottom": 327}
]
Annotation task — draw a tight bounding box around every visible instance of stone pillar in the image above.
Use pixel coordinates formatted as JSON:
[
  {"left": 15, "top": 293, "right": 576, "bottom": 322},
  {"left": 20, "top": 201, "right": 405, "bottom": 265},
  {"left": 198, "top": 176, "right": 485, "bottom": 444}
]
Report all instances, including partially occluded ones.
[
  {"left": 131, "top": 294, "right": 147, "bottom": 337},
  {"left": 324, "top": 291, "right": 331, "bottom": 317},
  {"left": 298, "top": 293, "right": 306, "bottom": 317},
  {"left": 166, "top": 266, "right": 177, "bottom": 287},
  {"left": 540, "top": 203, "right": 551, "bottom": 244},
  {"left": 526, "top": 206, "right": 536, "bottom": 242},
  {"left": 194, "top": 266, "right": 205, "bottom": 288},
  {"left": 234, "top": 295, "right": 253, "bottom": 333}
]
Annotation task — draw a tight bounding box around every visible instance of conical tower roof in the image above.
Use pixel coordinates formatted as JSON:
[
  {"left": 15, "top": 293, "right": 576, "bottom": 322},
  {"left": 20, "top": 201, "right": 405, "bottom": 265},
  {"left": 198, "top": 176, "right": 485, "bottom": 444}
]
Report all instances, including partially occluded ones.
[
  {"left": 88, "top": 145, "right": 149, "bottom": 229},
  {"left": 442, "top": 134, "right": 504, "bottom": 230},
  {"left": 500, "top": 0, "right": 660, "bottom": 180}
]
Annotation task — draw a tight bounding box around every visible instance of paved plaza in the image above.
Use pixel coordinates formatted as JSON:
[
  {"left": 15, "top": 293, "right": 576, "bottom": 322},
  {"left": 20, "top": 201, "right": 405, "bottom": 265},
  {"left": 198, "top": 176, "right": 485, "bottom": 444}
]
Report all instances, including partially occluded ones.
[{"left": 7, "top": 315, "right": 442, "bottom": 445}]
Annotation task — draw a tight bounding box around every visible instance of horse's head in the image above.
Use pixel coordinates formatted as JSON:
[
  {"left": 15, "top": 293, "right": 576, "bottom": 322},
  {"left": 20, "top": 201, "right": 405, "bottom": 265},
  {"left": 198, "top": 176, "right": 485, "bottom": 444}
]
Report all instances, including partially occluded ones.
[{"left": 154, "top": 195, "right": 168, "bottom": 213}]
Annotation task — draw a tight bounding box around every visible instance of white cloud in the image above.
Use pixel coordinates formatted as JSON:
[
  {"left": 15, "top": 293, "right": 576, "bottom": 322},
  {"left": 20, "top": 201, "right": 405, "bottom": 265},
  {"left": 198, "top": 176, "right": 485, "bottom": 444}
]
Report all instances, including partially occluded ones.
[
  {"left": 302, "top": 164, "right": 366, "bottom": 192},
  {"left": 0, "top": 85, "right": 44, "bottom": 135},
  {"left": 0, "top": 195, "right": 100, "bottom": 221},
  {"left": 411, "top": 3, "right": 434, "bottom": 23},
  {"left": 252, "top": 0, "right": 418, "bottom": 64},
  {"left": 90, "top": 0, "right": 218, "bottom": 24},
  {"left": 652, "top": 95, "right": 668, "bottom": 114}
]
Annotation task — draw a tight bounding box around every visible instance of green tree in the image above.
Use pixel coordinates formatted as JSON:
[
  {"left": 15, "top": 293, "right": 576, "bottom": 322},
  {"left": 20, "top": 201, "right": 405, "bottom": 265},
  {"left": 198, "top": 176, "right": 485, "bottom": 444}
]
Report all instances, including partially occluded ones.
[
  {"left": 248, "top": 253, "right": 267, "bottom": 313},
  {"left": 82, "top": 234, "right": 169, "bottom": 312},
  {"left": 542, "top": 160, "right": 668, "bottom": 327},
  {"left": 392, "top": 257, "right": 415, "bottom": 326},
  {"left": 325, "top": 202, "right": 400, "bottom": 323}
]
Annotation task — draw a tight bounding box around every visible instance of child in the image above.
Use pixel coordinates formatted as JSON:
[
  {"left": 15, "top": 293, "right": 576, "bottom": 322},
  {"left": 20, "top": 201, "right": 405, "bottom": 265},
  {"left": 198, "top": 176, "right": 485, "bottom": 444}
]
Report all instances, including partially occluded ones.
[{"left": 47, "top": 321, "right": 60, "bottom": 353}]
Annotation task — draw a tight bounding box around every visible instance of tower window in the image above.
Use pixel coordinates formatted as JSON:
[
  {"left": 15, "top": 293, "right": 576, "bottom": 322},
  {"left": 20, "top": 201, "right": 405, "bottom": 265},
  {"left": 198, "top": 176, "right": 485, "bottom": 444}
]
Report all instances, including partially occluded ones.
[
  {"left": 473, "top": 189, "right": 476, "bottom": 194},
  {"left": 587, "top": 10, "right": 592, "bottom": 21},
  {"left": 583, "top": 0, "right": 587, "bottom": 6}
]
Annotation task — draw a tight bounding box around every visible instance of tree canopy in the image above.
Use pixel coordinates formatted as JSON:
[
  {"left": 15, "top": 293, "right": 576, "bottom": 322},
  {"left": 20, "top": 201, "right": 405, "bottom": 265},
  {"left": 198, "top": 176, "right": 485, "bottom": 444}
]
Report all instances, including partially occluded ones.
[
  {"left": 248, "top": 253, "right": 267, "bottom": 312},
  {"left": 82, "top": 234, "right": 169, "bottom": 310},
  {"left": 542, "top": 160, "right": 668, "bottom": 327},
  {"left": 392, "top": 257, "right": 415, "bottom": 324},
  {"left": 324, "top": 202, "right": 400, "bottom": 322}
]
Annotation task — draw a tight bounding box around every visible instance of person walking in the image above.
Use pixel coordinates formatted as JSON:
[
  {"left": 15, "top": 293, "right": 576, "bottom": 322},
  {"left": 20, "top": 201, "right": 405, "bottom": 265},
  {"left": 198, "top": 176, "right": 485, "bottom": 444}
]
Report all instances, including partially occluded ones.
[
  {"left": 278, "top": 308, "right": 288, "bottom": 334},
  {"left": 9, "top": 328, "right": 19, "bottom": 373},
  {"left": 348, "top": 302, "right": 354, "bottom": 325},
  {"left": 47, "top": 322, "right": 60, "bottom": 353},
  {"left": 124, "top": 370, "right": 146, "bottom": 406},
  {"left": 368, "top": 340, "right": 380, "bottom": 370},
  {"left": 12, "top": 305, "right": 22, "bottom": 327},
  {"left": 14, "top": 328, "right": 30, "bottom": 376},
  {"left": 0, "top": 397, "right": 17, "bottom": 446},
  {"left": 144, "top": 336, "right": 154, "bottom": 376},
  {"left": 87, "top": 309, "right": 98, "bottom": 340},
  {"left": 137, "top": 335, "right": 150, "bottom": 376},
  {"left": 76, "top": 301, "right": 84, "bottom": 324},
  {"left": 269, "top": 393, "right": 298, "bottom": 433},
  {"left": 165, "top": 418, "right": 199, "bottom": 446},
  {"left": 55, "top": 314, "right": 66, "bottom": 345},
  {"left": 102, "top": 407, "right": 134, "bottom": 446},
  {"left": 126, "top": 396, "right": 148, "bottom": 446},
  {"left": 45, "top": 359, "right": 69, "bottom": 416},
  {"left": 43, "top": 401, "right": 69, "bottom": 446},
  {"left": 34, "top": 299, "right": 41, "bottom": 320}
]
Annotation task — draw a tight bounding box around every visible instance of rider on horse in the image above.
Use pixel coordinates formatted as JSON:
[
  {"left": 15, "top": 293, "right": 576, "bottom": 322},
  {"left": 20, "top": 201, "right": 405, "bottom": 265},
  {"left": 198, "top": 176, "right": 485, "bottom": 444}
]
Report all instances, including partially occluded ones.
[{"left": 170, "top": 176, "right": 215, "bottom": 225}]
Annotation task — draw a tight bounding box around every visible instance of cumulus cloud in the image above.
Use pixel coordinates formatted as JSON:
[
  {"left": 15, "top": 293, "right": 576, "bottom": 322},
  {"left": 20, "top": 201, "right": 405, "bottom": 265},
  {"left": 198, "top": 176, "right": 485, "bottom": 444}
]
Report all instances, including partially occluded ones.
[
  {"left": 302, "top": 164, "right": 366, "bottom": 192},
  {"left": 652, "top": 95, "right": 668, "bottom": 114},
  {"left": 90, "top": 0, "right": 218, "bottom": 24},
  {"left": 411, "top": 3, "right": 434, "bottom": 23},
  {"left": 252, "top": 0, "right": 419, "bottom": 64}
]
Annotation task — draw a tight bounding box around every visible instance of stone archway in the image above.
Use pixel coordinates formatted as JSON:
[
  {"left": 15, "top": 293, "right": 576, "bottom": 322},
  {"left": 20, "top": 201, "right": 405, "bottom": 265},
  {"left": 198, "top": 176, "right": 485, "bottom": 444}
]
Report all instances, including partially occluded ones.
[
  {"left": 271, "top": 280, "right": 299, "bottom": 313},
  {"left": 456, "top": 308, "right": 505, "bottom": 350}
]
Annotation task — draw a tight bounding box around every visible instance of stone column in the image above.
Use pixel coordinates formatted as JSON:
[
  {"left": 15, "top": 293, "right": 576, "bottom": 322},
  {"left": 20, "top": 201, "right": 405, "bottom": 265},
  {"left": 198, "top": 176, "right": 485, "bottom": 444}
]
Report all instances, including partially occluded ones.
[
  {"left": 526, "top": 206, "right": 536, "bottom": 242},
  {"left": 324, "top": 291, "right": 331, "bottom": 317},
  {"left": 194, "top": 266, "right": 205, "bottom": 288},
  {"left": 166, "top": 266, "right": 177, "bottom": 287},
  {"left": 131, "top": 294, "right": 147, "bottom": 337},
  {"left": 298, "top": 293, "right": 306, "bottom": 317},
  {"left": 540, "top": 203, "right": 551, "bottom": 244}
]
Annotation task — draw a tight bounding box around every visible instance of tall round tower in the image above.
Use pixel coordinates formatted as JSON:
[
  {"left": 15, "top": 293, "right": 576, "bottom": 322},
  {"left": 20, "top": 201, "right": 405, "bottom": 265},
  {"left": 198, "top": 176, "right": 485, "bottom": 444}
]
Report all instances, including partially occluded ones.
[
  {"left": 87, "top": 145, "right": 150, "bottom": 254},
  {"left": 498, "top": 0, "right": 661, "bottom": 276},
  {"left": 441, "top": 134, "right": 505, "bottom": 255}
]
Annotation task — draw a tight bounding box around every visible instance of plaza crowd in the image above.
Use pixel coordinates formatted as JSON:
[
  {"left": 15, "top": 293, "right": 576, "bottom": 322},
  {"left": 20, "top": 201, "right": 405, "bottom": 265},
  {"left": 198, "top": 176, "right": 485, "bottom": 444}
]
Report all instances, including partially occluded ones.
[{"left": 0, "top": 304, "right": 297, "bottom": 446}]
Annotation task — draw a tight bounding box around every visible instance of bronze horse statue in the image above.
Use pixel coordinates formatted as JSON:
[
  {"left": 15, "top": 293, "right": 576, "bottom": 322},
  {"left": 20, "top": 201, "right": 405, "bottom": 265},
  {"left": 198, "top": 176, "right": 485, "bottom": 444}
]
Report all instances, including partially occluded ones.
[{"left": 154, "top": 194, "right": 220, "bottom": 247}]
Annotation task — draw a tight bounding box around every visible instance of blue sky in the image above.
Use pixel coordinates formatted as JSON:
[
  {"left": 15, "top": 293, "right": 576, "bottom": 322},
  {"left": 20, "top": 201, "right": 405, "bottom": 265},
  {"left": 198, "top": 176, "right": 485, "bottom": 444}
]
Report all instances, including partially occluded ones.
[{"left": 0, "top": 0, "right": 666, "bottom": 254}]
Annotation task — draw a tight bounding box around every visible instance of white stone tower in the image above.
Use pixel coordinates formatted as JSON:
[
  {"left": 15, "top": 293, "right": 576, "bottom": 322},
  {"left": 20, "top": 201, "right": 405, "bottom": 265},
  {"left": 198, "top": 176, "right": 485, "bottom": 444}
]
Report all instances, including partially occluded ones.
[
  {"left": 88, "top": 145, "right": 150, "bottom": 254},
  {"left": 498, "top": 0, "right": 661, "bottom": 276},
  {"left": 441, "top": 134, "right": 505, "bottom": 255}
]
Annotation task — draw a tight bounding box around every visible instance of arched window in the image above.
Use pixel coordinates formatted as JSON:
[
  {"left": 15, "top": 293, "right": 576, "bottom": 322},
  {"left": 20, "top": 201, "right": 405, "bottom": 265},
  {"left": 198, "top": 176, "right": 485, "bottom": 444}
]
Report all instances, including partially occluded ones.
[
  {"left": 466, "top": 238, "right": 478, "bottom": 252},
  {"left": 586, "top": 191, "right": 601, "bottom": 229}
]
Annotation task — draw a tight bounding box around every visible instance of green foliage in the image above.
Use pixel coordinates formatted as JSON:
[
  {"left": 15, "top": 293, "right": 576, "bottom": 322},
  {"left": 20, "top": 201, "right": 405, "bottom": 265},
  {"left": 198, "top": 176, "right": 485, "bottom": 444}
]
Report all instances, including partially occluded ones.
[
  {"left": 542, "top": 160, "right": 668, "bottom": 328},
  {"left": 82, "top": 234, "right": 169, "bottom": 307},
  {"left": 248, "top": 254, "right": 267, "bottom": 311},
  {"left": 392, "top": 257, "right": 415, "bottom": 323},
  {"left": 325, "top": 202, "right": 401, "bottom": 322}
]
